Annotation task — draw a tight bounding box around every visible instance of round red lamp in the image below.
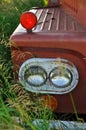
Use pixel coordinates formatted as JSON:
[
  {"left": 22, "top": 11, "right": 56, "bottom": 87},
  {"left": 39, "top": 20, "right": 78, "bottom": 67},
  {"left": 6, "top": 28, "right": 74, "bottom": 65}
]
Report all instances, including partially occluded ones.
[
  {"left": 20, "top": 12, "right": 37, "bottom": 30},
  {"left": 42, "top": 95, "right": 58, "bottom": 111}
]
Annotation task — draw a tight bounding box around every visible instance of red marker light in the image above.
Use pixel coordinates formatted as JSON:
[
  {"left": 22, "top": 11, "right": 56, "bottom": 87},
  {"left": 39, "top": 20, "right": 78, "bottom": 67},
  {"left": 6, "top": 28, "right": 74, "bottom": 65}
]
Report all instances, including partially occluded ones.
[
  {"left": 20, "top": 12, "right": 37, "bottom": 30},
  {"left": 42, "top": 95, "right": 58, "bottom": 111}
]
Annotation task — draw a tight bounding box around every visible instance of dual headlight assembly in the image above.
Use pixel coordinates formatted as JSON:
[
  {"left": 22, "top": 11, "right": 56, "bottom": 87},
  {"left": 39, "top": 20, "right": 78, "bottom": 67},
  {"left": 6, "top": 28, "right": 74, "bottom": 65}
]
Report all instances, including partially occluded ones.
[{"left": 19, "top": 58, "right": 79, "bottom": 94}]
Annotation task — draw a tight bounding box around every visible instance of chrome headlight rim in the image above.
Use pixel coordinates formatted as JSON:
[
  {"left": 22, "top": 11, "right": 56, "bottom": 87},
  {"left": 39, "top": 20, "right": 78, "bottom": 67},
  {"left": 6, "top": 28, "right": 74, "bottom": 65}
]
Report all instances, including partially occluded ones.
[{"left": 19, "top": 58, "right": 79, "bottom": 94}]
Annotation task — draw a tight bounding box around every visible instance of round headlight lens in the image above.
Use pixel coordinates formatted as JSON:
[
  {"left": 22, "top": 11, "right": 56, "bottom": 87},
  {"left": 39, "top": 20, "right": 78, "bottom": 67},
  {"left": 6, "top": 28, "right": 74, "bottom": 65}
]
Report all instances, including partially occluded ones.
[
  {"left": 24, "top": 66, "right": 47, "bottom": 87},
  {"left": 49, "top": 67, "right": 72, "bottom": 88}
]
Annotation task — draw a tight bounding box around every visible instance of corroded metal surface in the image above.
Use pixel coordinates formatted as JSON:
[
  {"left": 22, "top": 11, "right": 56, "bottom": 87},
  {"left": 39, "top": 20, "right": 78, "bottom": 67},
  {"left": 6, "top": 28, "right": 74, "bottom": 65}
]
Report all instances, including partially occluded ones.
[{"left": 62, "top": 0, "right": 86, "bottom": 28}]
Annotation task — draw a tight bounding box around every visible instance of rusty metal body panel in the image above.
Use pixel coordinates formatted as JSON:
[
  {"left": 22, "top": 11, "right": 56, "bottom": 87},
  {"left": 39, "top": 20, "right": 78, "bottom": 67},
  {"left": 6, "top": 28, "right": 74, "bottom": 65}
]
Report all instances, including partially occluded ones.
[
  {"left": 62, "top": 0, "right": 86, "bottom": 28},
  {"left": 10, "top": 6, "right": 86, "bottom": 114}
]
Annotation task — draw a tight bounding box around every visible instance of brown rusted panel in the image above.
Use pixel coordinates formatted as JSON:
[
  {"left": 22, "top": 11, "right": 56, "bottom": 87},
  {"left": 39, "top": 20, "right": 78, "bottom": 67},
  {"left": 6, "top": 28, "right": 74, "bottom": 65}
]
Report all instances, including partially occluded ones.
[
  {"left": 77, "top": 0, "right": 86, "bottom": 28},
  {"left": 62, "top": 0, "right": 86, "bottom": 28},
  {"left": 10, "top": 7, "right": 86, "bottom": 114},
  {"left": 62, "top": 0, "right": 78, "bottom": 13}
]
